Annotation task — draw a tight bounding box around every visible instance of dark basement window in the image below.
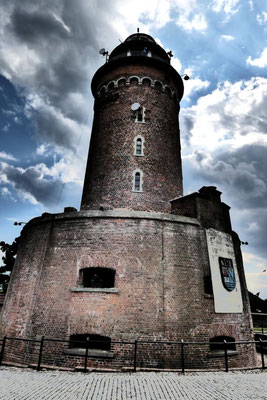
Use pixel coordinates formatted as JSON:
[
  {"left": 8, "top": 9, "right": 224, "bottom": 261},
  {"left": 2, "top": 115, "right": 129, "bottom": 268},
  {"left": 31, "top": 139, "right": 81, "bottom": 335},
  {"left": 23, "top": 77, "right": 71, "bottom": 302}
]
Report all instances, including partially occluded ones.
[
  {"left": 209, "top": 336, "right": 237, "bottom": 357},
  {"left": 69, "top": 334, "right": 111, "bottom": 351},
  {"left": 80, "top": 267, "right": 115, "bottom": 288}
]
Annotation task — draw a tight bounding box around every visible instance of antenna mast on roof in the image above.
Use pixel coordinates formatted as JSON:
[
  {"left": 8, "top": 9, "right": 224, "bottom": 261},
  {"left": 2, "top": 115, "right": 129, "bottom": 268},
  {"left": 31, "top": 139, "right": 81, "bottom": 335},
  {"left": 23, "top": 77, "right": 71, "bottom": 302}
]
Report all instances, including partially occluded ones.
[{"left": 137, "top": 28, "right": 139, "bottom": 33}]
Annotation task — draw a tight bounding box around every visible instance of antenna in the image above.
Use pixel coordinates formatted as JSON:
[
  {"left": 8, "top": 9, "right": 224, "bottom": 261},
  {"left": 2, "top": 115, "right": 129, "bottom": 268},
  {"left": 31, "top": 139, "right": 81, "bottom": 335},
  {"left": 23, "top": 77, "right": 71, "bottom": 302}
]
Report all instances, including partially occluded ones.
[
  {"left": 99, "top": 48, "right": 109, "bottom": 62},
  {"left": 131, "top": 102, "right": 140, "bottom": 111}
]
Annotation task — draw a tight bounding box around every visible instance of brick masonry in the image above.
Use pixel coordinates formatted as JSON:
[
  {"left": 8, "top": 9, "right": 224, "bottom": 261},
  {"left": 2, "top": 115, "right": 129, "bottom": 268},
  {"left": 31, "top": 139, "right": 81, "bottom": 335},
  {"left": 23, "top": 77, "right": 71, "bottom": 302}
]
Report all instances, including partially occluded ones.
[
  {"left": 0, "top": 33, "right": 257, "bottom": 370},
  {"left": 1, "top": 208, "right": 256, "bottom": 370},
  {"left": 81, "top": 62, "right": 183, "bottom": 213}
]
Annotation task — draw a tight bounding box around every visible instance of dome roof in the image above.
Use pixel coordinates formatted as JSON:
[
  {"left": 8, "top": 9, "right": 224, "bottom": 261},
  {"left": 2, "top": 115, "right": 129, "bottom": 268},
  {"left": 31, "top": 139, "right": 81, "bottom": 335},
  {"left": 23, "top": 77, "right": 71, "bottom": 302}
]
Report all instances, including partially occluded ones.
[
  {"left": 125, "top": 33, "right": 156, "bottom": 43},
  {"left": 109, "top": 32, "right": 170, "bottom": 64}
]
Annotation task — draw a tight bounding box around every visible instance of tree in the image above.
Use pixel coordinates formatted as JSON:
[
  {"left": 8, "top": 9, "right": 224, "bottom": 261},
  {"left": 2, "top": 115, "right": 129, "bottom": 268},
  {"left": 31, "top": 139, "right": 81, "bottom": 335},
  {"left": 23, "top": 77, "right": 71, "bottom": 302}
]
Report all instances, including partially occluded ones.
[{"left": 0, "top": 238, "right": 20, "bottom": 293}]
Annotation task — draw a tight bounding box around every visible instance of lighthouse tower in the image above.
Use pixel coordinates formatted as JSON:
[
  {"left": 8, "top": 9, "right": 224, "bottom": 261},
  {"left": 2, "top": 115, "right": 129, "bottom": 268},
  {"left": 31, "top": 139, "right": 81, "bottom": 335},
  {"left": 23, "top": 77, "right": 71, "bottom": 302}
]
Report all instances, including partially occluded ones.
[
  {"left": 81, "top": 32, "right": 183, "bottom": 212},
  {"left": 0, "top": 33, "right": 256, "bottom": 370}
]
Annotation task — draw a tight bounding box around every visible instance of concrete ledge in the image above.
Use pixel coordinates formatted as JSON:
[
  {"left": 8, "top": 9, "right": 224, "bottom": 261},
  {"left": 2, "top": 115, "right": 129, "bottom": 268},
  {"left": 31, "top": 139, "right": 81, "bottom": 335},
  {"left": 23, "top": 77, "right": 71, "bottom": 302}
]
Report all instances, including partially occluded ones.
[
  {"left": 25, "top": 209, "right": 200, "bottom": 229},
  {"left": 208, "top": 350, "right": 239, "bottom": 358},
  {"left": 64, "top": 348, "right": 114, "bottom": 358},
  {"left": 71, "top": 288, "right": 119, "bottom": 294}
]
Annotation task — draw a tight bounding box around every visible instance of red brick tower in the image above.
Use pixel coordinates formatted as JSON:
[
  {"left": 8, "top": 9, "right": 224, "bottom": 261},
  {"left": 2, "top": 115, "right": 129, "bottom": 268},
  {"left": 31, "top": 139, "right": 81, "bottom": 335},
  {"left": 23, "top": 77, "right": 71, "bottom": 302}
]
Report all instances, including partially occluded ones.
[
  {"left": 81, "top": 33, "right": 183, "bottom": 212},
  {"left": 0, "top": 32, "right": 256, "bottom": 371}
]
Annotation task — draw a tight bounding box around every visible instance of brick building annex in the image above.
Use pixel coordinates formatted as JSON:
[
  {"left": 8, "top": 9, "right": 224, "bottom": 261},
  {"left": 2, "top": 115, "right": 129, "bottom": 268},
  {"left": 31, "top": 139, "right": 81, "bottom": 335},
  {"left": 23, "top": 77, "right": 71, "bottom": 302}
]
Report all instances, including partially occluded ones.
[{"left": 0, "top": 33, "right": 256, "bottom": 369}]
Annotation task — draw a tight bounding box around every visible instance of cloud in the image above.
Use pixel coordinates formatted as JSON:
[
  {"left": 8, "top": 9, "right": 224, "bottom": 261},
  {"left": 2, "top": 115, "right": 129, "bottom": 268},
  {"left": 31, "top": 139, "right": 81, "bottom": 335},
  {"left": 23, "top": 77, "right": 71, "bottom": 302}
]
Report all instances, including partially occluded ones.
[
  {"left": 247, "top": 48, "right": 267, "bottom": 68},
  {"left": 211, "top": 0, "right": 240, "bottom": 14},
  {"left": 2, "top": 124, "right": 10, "bottom": 132},
  {"left": 180, "top": 76, "right": 267, "bottom": 261},
  {"left": 1, "top": 187, "right": 16, "bottom": 202},
  {"left": 221, "top": 34, "right": 234, "bottom": 40},
  {"left": 183, "top": 77, "right": 210, "bottom": 101},
  {"left": 257, "top": 12, "right": 267, "bottom": 25},
  {"left": 0, "top": 151, "right": 17, "bottom": 161},
  {"left": 176, "top": 13, "right": 207, "bottom": 32},
  {"left": 0, "top": 162, "right": 63, "bottom": 206},
  {"left": 181, "top": 77, "right": 267, "bottom": 153}
]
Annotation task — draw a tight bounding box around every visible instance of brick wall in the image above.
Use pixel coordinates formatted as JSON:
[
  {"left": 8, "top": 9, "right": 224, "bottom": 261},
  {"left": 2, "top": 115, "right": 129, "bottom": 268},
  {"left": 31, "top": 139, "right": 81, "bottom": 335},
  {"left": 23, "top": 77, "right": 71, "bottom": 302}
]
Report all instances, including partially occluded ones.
[
  {"left": 81, "top": 62, "right": 183, "bottom": 213},
  {"left": 0, "top": 210, "right": 256, "bottom": 369}
]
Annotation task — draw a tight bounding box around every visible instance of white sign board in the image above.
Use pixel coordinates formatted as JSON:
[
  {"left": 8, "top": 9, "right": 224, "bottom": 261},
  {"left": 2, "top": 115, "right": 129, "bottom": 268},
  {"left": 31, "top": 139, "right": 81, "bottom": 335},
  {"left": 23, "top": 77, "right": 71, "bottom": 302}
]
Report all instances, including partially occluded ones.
[{"left": 206, "top": 228, "right": 243, "bottom": 313}]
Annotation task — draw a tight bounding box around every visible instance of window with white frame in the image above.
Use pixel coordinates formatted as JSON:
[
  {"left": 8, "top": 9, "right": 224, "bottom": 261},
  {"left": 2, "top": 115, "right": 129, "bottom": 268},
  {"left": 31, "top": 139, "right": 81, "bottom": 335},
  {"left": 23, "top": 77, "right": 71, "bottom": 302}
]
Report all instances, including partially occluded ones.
[
  {"left": 132, "top": 169, "right": 143, "bottom": 192},
  {"left": 134, "top": 136, "right": 144, "bottom": 156}
]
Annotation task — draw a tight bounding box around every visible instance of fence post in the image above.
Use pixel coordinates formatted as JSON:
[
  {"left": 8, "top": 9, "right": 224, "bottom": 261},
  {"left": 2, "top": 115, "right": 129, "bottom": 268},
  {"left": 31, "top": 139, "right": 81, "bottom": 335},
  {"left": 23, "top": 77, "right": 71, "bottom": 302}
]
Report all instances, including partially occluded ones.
[
  {"left": 0, "top": 336, "right": 7, "bottom": 366},
  {"left": 224, "top": 340, "right": 228, "bottom": 372},
  {"left": 259, "top": 339, "right": 265, "bottom": 369},
  {"left": 181, "top": 339, "right": 185, "bottom": 374},
  {"left": 133, "top": 340, "right": 137, "bottom": 372},
  {"left": 83, "top": 337, "right": 89, "bottom": 373},
  {"left": 37, "top": 336, "right": 45, "bottom": 371}
]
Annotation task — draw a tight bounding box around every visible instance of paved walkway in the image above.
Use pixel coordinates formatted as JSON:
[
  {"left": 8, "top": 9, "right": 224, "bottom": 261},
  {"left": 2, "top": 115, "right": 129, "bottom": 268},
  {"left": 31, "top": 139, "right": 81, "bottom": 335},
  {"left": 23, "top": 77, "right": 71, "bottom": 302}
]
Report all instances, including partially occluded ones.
[{"left": 0, "top": 367, "right": 267, "bottom": 400}]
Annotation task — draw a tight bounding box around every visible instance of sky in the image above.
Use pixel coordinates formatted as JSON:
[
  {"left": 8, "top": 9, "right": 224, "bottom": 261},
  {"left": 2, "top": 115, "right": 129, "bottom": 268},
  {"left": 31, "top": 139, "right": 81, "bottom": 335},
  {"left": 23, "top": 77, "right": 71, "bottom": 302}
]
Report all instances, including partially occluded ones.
[{"left": 0, "top": 0, "right": 267, "bottom": 299}]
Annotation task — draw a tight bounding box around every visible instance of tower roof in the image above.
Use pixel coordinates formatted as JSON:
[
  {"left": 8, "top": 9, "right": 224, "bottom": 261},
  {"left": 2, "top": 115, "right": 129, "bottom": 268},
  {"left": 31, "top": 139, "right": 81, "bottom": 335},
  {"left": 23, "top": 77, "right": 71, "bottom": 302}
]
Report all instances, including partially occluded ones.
[
  {"left": 92, "top": 32, "right": 184, "bottom": 100},
  {"left": 109, "top": 32, "right": 170, "bottom": 64}
]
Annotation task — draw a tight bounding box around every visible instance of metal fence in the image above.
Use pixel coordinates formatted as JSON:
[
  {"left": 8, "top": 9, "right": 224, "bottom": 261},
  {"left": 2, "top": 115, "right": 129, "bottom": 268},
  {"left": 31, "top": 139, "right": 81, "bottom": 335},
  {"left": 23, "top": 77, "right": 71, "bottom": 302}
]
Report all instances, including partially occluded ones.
[{"left": 0, "top": 335, "right": 266, "bottom": 373}]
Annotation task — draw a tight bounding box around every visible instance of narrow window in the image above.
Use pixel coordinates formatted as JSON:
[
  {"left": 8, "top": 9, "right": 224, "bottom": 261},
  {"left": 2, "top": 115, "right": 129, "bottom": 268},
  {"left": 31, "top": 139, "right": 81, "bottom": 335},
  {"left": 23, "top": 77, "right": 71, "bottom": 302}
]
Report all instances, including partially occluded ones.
[
  {"left": 135, "top": 107, "right": 145, "bottom": 123},
  {"left": 134, "top": 136, "right": 144, "bottom": 156},
  {"left": 136, "top": 139, "right": 142, "bottom": 155},
  {"left": 135, "top": 172, "right": 140, "bottom": 191},
  {"left": 80, "top": 267, "right": 115, "bottom": 288},
  {"left": 132, "top": 169, "right": 143, "bottom": 192},
  {"left": 69, "top": 334, "right": 111, "bottom": 351}
]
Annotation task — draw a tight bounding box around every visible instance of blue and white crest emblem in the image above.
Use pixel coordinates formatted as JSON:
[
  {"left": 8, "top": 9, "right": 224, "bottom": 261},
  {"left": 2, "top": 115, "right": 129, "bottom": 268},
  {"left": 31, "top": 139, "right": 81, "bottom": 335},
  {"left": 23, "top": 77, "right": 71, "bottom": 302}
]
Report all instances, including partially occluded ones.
[{"left": 219, "top": 257, "right": 236, "bottom": 291}]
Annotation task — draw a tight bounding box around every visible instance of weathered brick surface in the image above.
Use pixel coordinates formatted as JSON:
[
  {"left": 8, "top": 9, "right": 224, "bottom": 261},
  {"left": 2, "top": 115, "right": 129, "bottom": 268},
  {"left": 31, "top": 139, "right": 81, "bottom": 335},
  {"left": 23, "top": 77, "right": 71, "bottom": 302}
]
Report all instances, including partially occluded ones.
[
  {"left": 81, "top": 62, "right": 183, "bottom": 212},
  {"left": 0, "top": 34, "right": 257, "bottom": 371},
  {"left": 1, "top": 210, "right": 256, "bottom": 370}
]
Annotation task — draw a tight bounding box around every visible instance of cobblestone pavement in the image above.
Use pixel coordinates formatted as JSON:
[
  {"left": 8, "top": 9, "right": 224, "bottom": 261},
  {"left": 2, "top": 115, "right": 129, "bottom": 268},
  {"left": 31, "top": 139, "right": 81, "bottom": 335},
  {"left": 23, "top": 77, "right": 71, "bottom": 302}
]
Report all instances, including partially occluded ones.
[{"left": 0, "top": 367, "right": 267, "bottom": 400}]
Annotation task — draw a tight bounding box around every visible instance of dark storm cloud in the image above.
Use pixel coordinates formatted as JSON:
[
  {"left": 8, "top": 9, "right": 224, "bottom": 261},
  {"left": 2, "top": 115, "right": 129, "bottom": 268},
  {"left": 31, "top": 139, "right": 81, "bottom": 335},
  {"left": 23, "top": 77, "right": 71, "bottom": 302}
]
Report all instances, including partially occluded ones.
[
  {"left": 190, "top": 143, "right": 267, "bottom": 257},
  {"left": 1, "top": 163, "right": 62, "bottom": 206},
  {"left": 195, "top": 144, "right": 267, "bottom": 208},
  {"left": 0, "top": 0, "right": 120, "bottom": 148},
  {"left": 181, "top": 113, "right": 194, "bottom": 143},
  {"left": 10, "top": 8, "right": 70, "bottom": 43}
]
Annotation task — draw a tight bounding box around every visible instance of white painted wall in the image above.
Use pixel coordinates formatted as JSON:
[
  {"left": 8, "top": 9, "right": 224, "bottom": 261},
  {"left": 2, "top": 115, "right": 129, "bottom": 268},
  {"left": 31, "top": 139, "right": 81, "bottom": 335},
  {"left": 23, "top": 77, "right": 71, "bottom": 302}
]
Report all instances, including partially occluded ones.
[{"left": 206, "top": 228, "right": 243, "bottom": 313}]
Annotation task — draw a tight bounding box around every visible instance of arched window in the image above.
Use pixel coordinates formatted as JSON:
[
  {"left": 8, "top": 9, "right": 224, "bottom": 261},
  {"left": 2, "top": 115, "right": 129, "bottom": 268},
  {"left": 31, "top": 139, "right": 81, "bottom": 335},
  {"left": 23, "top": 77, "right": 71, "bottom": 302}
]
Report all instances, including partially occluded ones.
[
  {"left": 134, "top": 136, "right": 144, "bottom": 156},
  {"left": 132, "top": 169, "right": 143, "bottom": 192},
  {"left": 79, "top": 267, "right": 115, "bottom": 288},
  {"left": 135, "top": 172, "right": 141, "bottom": 191}
]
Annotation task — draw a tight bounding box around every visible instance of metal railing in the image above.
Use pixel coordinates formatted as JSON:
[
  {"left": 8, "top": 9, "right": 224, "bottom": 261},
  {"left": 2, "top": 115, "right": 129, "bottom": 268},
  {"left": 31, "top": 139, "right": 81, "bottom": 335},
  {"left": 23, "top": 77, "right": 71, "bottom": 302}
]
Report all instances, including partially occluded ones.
[{"left": 0, "top": 335, "right": 266, "bottom": 373}]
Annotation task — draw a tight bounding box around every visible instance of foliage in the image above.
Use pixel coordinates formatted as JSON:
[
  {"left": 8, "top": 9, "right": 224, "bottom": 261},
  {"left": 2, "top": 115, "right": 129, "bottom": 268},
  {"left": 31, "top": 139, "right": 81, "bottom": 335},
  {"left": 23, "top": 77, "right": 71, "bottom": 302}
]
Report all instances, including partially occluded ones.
[{"left": 0, "top": 238, "right": 20, "bottom": 293}]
